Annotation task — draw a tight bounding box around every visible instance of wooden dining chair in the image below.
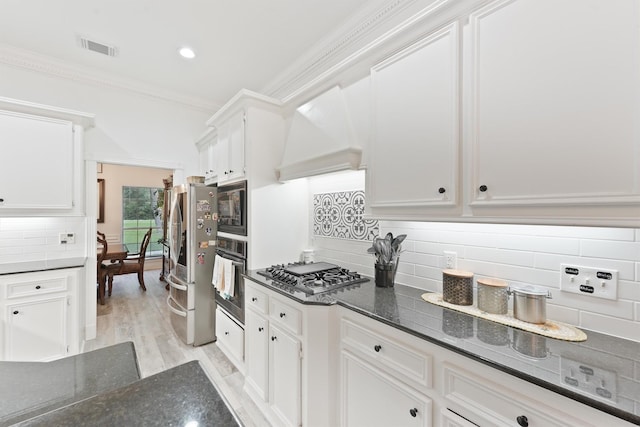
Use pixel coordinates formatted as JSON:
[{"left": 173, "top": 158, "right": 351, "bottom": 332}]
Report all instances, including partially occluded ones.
[
  {"left": 97, "top": 232, "right": 123, "bottom": 305},
  {"left": 116, "top": 228, "right": 152, "bottom": 292}
]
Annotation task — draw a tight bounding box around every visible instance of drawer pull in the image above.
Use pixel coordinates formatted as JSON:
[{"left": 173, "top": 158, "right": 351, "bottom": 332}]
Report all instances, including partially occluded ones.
[
  {"left": 516, "top": 415, "right": 528, "bottom": 427},
  {"left": 251, "top": 297, "right": 257, "bottom": 302},
  {"left": 258, "top": 327, "right": 264, "bottom": 332},
  {"left": 35, "top": 285, "right": 41, "bottom": 290},
  {"left": 12, "top": 310, "right": 19, "bottom": 315},
  {"left": 438, "top": 187, "right": 446, "bottom": 194},
  {"left": 479, "top": 184, "right": 488, "bottom": 192},
  {"left": 271, "top": 336, "right": 277, "bottom": 341},
  {"left": 409, "top": 408, "right": 418, "bottom": 418},
  {"left": 279, "top": 312, "right": 286, "bottom": 318},
  {"left": 374, "top": 345, "right": 382, "bottom": 352}
]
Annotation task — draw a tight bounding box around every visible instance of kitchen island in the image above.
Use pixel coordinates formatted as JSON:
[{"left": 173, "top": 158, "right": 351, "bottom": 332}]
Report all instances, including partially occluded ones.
[
  {"left": 245, "top": 270, "right": 640, "bottom": 426},
  {"left": 1, "top": 342, "right": 241, "bottom": 427}
]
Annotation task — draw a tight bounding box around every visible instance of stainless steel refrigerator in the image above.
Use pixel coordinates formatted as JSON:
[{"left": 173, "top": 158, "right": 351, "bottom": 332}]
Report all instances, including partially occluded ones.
[{"left": 166, "top": 183, "right": 217, "bottom": 346}]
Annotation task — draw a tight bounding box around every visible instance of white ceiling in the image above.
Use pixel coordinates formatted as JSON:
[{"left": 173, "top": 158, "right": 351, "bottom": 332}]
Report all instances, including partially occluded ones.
[{"left": 0, "top": 0, "right": 386, "bottom": 110}]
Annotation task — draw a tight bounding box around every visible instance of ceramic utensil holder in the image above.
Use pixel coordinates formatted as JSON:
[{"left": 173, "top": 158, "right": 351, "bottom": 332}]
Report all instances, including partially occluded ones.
[
  {"left": 442, "top": 269, "right": 474, "bottom": 305},
  {"left": 375, "top": 262, "right": 397, "bottom": 287}
]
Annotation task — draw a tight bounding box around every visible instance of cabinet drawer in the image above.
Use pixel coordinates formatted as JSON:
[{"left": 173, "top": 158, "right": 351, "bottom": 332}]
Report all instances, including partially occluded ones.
[
  {"left": 341, "top": 318, "right": 432, "bottom": 388},
  {"left": 269, "top": 297, "right": 301, "bottom": 335},
  {"left": 443, "top": 364, "right": 578, "bottom": 427},
  {"left": 246, "top": 285, "right": 268, "bottom": 314},
  {"left": 3, "top": 276, "right": 68, "bottom": 299},
  {"left": 216, "top": 308, "right": 244, "bottom": 364}
]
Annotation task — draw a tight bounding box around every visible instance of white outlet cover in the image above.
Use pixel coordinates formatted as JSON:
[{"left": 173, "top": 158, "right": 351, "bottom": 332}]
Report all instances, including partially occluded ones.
[{"left": 560, "top": 264, "right": 617, "bottom": 300}]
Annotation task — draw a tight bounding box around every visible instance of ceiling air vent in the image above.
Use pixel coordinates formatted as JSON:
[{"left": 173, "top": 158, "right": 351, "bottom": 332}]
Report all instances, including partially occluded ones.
[{"left": 77, "top": 35, "right": 118, "bottom": 57}]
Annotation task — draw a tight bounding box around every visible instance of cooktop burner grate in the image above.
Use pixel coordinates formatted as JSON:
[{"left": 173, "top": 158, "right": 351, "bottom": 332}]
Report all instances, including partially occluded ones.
[{"left": 257, "top": 262, "right": 369, "bottom": 295}]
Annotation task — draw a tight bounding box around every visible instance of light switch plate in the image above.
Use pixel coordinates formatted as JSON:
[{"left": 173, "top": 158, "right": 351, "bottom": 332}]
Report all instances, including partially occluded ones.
[{"left": 560, "top": 264, "right": 617, "bottom": 300}]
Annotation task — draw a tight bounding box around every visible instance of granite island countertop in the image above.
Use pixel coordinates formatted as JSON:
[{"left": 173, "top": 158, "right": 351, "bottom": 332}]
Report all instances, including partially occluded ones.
[
  {"left": 245, "top": 270, "right": 640, "bottom": 425},
  {"left": 14, "top": 361, "right": 241, "bottom": 427},
  {"left": 0, "top": 342, "right": 140, "bottom": 426}
]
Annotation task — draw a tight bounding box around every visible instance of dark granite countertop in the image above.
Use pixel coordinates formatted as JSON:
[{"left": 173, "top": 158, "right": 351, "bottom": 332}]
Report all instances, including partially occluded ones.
[
  {"left": 245, "top": 270, "right": 640, "bottom": 425},
  {"left": 0, "top": 258, "right": 86, "bottom": 275},
  {"left": 15, "top": 361, "right": 241, "bottom": 427},
  {"left": 0, "top": 342, "right": 140, "bottom": 426}
]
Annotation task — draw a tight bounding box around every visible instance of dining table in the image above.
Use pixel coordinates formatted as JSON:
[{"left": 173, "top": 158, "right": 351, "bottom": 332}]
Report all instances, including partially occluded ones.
[{"left": 97, "top": 243, "right": 129, "bottom": 305}]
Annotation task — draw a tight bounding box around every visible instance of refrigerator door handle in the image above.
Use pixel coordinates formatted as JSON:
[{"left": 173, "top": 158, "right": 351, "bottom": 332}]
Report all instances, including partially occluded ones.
[
  {"left": 167, "top": 277, "right": 188, "bottom": 291},
  {"left": 167, "top": 296, "right": 187, "bottom": 317}
]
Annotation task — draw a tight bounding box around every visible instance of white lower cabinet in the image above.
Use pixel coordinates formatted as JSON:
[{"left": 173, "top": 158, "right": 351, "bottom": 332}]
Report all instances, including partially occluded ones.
[
  {"left": 244, "top": 280, "right": 335, "bottom": 427},
  {"left": 337, "top": 307, "right": 634, "bottom": 427},
  {"left": 269, "top": 323, "right": 301, "bottom": 427},
  {"left": 0, "top": 268, "right": 80, "bottom": 361},
  {"left": 342, "top": 349, "right": 431, "bottom": 427},
  {"left": 215, "top": 307, "right": 244, "bottom": 373}
]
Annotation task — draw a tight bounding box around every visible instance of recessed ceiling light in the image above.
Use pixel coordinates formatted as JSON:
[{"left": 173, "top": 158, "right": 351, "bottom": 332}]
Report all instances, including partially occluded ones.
[{"left": 178, "top": 46, "right": 196, "bottom": 59}]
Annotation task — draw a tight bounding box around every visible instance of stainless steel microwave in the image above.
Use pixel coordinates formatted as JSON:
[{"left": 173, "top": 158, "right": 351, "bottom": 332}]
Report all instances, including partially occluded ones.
[{"left": 217, "top": 180, "right": 247, "bottom": 236}]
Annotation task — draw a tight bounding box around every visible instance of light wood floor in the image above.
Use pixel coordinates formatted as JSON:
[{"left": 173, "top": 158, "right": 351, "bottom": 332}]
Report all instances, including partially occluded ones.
[{"left": 83, "top": 269, "right": 270, "bottom": 427}]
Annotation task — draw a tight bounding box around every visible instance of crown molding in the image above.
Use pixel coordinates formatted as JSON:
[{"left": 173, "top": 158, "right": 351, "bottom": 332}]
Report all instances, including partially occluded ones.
[
  {"left": 0, "top": 43, "right": 219, "bottom": 113},
  {"left": 261, "top": 0, "right": 420, "bottom": 101}
]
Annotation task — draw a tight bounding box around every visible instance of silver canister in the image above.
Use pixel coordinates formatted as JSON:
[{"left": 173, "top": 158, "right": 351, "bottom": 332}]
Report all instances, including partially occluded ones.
[
  {"left": 510, "top": 285, "right": 552, "bottom": 324},
  {"left": 477, "top": 278, "right": 508, "bottom": 314},
  {"left": 442, "top": 269, "right": 474, "bottom": 306}
]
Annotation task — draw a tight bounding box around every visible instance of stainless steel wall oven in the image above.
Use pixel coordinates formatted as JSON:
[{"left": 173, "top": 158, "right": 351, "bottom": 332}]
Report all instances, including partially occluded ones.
[{"left": 214, "top": 236, "right": 246, "bottom": 325}]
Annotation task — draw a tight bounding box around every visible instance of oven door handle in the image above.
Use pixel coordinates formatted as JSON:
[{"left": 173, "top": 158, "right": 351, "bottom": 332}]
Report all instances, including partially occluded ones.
[
  {"left": 167, "top": 296, "right": 187, "bottom": 317},
  {"left": 167, "top": 277, "right": 188, "bottom": 291}
]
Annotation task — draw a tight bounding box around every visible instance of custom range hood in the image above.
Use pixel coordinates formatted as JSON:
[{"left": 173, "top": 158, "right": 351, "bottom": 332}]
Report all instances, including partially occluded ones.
[{"left": 276, "top": 86, "right": 362, "bottom": 181}]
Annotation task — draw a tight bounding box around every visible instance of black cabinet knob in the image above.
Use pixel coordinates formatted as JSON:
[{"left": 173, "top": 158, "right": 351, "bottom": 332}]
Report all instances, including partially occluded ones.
[
  {"left": 280, "top": 312, "right": 286, "bottom": 318},
  {"left": 479, "top": 185, "right": 488, "bottom": 192},
  {"left": 251, "top": 297, "right": 257, "bottom": 302},
  {"left": 224, "top": 331, "right": 229, "bottom": 335},
  {"left": 12, "top": 310, "right": 18, "bottom": 315},
  {"left": 516, "top": 415, "right": 529, "bottom": 427},
  {"left": 374, "top": 345, "right": 382, "bottom": 352},
  {"left": 0, "top": 198, "right": 4, "bottom": 203},
  {"left": 35, "top": 285, "right": 41, "bottom": 290},
  {"left": 438, "top": 187, "right": 446, "bottom": 194},
  {"left": 271, "top": 336, "right": 277, "bottom": 341},
  {"left": 258, "top": 327, "right": 264, "bottom": 332},
  {"left": 409, "top": 408, "right": 418, "bottom": 417},
  {"left": 229, "top": 170, "right": 234, "bottom": 173}
]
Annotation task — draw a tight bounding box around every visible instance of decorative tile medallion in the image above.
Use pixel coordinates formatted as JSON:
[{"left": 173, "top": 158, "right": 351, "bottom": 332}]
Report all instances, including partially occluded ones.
[{"left": 313, "top": 190, "right": 379, "bottom": 241}]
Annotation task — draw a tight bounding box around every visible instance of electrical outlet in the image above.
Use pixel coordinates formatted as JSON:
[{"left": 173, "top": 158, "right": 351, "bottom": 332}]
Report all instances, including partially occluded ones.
[
  {"left": 444, "top": 251, "right": 457, "bottom": 269},
  {"left": 59, "top": 232, "right": 75, "bottom": 244},
  {"left": 560, "top": 264, "right": 617, "bottom": 300}
]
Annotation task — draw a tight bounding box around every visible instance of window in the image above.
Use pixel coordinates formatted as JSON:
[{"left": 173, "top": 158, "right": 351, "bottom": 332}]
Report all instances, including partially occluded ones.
[{"left": 122, "top": 186, "right": 164, "bottom": 257}]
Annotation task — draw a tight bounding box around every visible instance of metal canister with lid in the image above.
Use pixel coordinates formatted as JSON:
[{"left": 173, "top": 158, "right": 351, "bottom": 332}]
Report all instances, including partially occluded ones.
[
  {"left": 442, "top": 269, "right": 474, "bottom": 306},
  {"left": 477, "top": 277, "right": 509, "bottom": 314},
  {"left": 509, "top": 285, "right": 552, "bottom": 324}
]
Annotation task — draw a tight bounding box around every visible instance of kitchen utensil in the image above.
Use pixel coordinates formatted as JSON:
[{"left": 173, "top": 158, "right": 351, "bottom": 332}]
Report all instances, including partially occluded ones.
[
  {"left": 509, "top": 285, "right": 552, "bottom": 324},
  {"left": 374, "top": 262, "right": 396, "bottom": 287},
  {"left": 442, "top": 269, "right": 474, "bottom": 306},
  {"left": 477, "top": 278, "right": 508, "bottom": 314}
]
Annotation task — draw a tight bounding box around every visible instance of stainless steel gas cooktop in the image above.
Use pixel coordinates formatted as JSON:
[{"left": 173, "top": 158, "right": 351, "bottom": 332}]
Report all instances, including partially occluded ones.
[{"left": 257, "top": 262, "right": 369, "bottom": 295}]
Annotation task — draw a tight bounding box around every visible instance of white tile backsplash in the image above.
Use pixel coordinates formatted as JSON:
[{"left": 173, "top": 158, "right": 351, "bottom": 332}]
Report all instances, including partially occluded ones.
[
  {"left": 314, "top": 216, "right": 640, "bottom": 342},
  {"left": 0, "top": 217, "right": 87, "bottom": 263}
]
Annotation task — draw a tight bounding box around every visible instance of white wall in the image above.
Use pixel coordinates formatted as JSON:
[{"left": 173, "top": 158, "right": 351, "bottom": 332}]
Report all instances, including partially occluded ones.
[
  {"left": 0, "top": 62, "right": 210, "bottom": 175},
  {"left": 309, "top": 171, "right": 640, "bottom": 343}
]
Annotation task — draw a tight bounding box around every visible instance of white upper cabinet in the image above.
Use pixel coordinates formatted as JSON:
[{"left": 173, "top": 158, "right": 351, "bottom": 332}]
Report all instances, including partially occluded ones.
[
  {"left": 368, "top": 22, "right": 461, "bottom": 218},
  {"left": 196, "top": 127, "right": 217, "bottom": 184},
  {"left": 0, "top": 97, "right": 93, "bottom": 215},
  {"left": 215, "top": 110, "right": 246, "bottom": 184},
  {"left": 466, "top": 0, "right": 640, "bottom": 225},
  {"left": 364, "top": 0, "right": 640, "bottom": 226}
]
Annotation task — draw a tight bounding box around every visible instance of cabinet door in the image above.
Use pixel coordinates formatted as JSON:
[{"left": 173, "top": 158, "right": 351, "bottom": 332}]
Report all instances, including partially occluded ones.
[
  {"left": 4, "top": 296, "right": 68, "bottom": 361},
  {"left": 341, "top": 350, "right": 431, "bottom": 427},
  {"left": 0, "top": 111, "right": 74, "bottom": 209},
  {"left": 208, "top": 141, "right": 219, "bottom": 181},
  {"left": 227, "top": 110, "right": 245, "bottom": 182},
  {"left": 468, "top": 0, "right": 640, "bottom": 209},
  {"left": 269, "top": 323, "right": 301, "bottom": 427},
  {"left": 245, "top": 309, "right": 269, "bottom": 401},
  {"left": 368, "top": 22, "right": 460, "bottom": 216}
]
